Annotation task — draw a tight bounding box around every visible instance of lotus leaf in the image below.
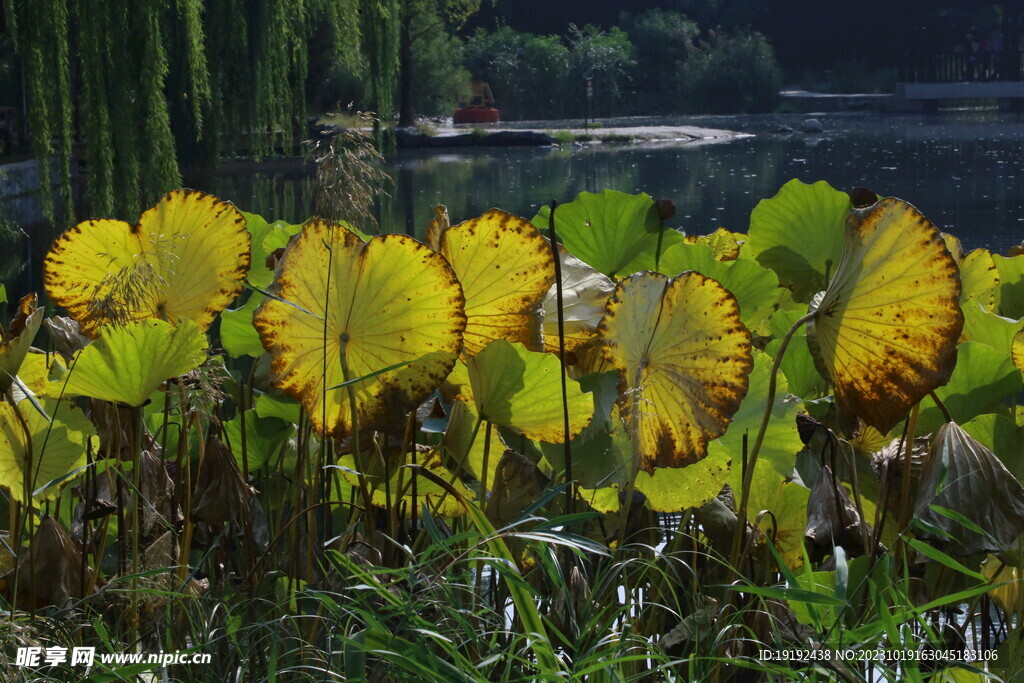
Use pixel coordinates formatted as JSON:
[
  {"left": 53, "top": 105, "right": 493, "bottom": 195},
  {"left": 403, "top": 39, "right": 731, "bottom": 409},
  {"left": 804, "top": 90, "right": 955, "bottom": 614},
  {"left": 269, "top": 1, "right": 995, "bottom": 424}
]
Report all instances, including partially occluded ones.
[
  {"left": 541, "top": 247, "right": 615, "bottom": 353},
  {"left": 960, "top": 300, "right": 1022, "bottom": 356},
  {"left": 242, "top": 211, "right": 304, "bottom": 288},
  {"left": 439, "top": 210, "right": 553, "bottom": 356},
  {"left": 807, "top": 198, "right": 964, "bottom": 434},
  {"left": 538, "top": 371, "right": 631, "bottom": 490},
  {"left": 766, "top": 309, "right": 827, "bottom": 399},
  {"left": 464, "top": 340, "right": 593, "bottom": 443},
  {"left": 914, "top": 421, "right": 1024, "bottom": 556},
  {"left": 44, "top": 190, "right": 250, "bottom": 335},
  {"left": 0, "top": 293, "right": 43, "bottom": 391},
  {"left": 748, "top": 179, "right": 850, "bottom": 302},
  {"left": 61, "top": 319, "right": 208, "bottom": 407},
  {"left": 223, "top": 409, "right": 294, "bottom": 471},
  {"left": 424, "top": 205, "right": 449, "bottom": 251},
  {"left": 1014, "top": 328, "right": 1024, "bottom": 373},
  {"left": 532, "top": 189, "right": 678, "bottom": 277},
  {"left": 960, "top": 249, "right": 999, "bottom": 309},
  {"left": 0, "top": 398, "right": 95, "bottom": 503},
  {"left": 683, "top": 227, "right": 743, "bottom": 261},
  {"left": 994, "top": 254, "right": 1024, "bottom": 319},
  {"left": 599, "top": 271, "right": 752, "bottom": 472},
  {"left": 918, "top": 342, "right": 1022, "bottom": 434},
  {"left": 220, "top": 293, "right": 265, "bottom": 359},
  {"left": 253, "top": 222, "right": 466, "bottom": 437},
  {"left": 658, "top": 242, "right": 782, "bottom": 328}
]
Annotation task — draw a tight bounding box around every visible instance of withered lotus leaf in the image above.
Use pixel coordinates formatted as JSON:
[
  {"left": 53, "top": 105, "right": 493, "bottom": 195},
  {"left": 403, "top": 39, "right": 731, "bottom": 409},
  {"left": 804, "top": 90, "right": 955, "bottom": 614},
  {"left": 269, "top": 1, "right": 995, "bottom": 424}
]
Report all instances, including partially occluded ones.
[
  {"left": 0, "top": 293, "right": 43, "bottom": 391},
  {"left": 439, "top": 209, "right": 554, "bottom": 356},
  {"left": 541, "top": 246, "right": 615, "bottom": 353},
  {"left": 254, "top": 222, "right": 466, "bottom": 437},
  {"left": 914, "top": 421, "right": 1024, "bottom": 556},
  {"left": 807, "top": 198, "right": 964, "bottom": 434},
  {"left": 43, "top": 190, "right": 250, "bottom": 336},
  {"left": 599, "top": 271, "right": 752, "bottom": 472}
]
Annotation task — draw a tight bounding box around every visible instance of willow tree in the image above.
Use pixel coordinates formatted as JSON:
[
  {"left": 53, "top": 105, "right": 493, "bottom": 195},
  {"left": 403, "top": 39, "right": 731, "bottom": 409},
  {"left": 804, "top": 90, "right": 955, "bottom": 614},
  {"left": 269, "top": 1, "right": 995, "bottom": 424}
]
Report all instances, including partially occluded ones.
[{"left": 4, "top": 0, "right": 360, "bottom": 223}]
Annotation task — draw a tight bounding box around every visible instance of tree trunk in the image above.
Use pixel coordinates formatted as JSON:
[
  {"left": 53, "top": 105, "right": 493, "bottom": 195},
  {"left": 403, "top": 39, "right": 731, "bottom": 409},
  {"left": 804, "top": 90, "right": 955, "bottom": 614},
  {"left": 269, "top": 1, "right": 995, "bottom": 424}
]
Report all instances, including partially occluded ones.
[{"left": 398, "top": 4, "right": 417, "bottom": 128}]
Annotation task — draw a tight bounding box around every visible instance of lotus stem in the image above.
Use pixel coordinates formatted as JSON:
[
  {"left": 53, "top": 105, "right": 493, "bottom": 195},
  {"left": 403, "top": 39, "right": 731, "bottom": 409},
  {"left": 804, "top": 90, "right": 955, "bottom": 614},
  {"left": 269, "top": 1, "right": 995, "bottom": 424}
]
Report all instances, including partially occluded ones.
[{"left": 546, "top": 200, "right": 574, "bottom": 516}]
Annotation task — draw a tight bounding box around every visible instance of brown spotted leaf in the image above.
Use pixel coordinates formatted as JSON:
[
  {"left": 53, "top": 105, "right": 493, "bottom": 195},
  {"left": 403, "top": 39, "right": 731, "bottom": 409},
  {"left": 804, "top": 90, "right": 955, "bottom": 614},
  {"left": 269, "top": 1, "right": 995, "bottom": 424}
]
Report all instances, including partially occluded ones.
[
  {"left": 440, "top": 209, "right": 554, "bottom": 356},
  {"left": 0, "top": 293, "right": 43, "bottom": 391},
  {"left": 599, "top": 271, "right": 752, "bottom": 472},
  {"left": 254, "top": 222, "right": 466, "bottom": 437},
  {"left": 807, "top": 198, "right": 964, "bottom": 434},
  {"left": 43, "top": 190, "right": 250, "bottom": 336}
]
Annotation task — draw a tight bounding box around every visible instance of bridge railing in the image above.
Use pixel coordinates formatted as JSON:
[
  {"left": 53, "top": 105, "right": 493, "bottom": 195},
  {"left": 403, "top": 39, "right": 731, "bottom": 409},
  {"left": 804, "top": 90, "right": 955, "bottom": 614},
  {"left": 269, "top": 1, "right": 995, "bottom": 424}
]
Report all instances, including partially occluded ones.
[{"left": 901, "top": 51, "right": 1023, "bottom": 83}]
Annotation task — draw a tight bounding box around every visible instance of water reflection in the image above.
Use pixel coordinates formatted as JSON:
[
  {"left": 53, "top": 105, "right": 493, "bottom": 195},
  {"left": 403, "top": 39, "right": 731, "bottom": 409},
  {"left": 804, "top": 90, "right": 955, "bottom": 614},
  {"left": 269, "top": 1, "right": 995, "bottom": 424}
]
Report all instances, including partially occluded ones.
[{"left": 4, "top": 111, "right": 1023, "bottom": 303}]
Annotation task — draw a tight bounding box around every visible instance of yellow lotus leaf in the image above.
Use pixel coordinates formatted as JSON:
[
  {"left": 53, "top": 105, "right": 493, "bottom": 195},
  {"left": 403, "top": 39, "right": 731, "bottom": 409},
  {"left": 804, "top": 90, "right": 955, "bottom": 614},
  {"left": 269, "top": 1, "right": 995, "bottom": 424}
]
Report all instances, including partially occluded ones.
[
  {"left": 684, "top": 227, "right": 743, "bottom": 261},
  {"left": 0, "top": 398, "right": 96, "bottom": 503},
  {"left": 1014, "top": 328, "right": 1024, "bottom": 373},
  {"left": 599, "top": 271, "right": 753, "bottom": 472},
  {"left": 439, "top": 209, "right": 554, "bottom": 355},
  {"left": 43, "top": 189, "right": 250, "bottom": 336},
  {"left": 960, "top": 248, "right": 999, "bottom": 309},
  {"left": 941, "top": 232, "right": 964, "bottom": 263},
  {"left": 254, "top": 222, "right": 466, "bottom": 437},
  {"left": 0, "top": 293, "right": 43, "bottom": 391},
  {"left": 541, "top": 246, "right": 615, "bottom": 353},
  {"left": 61, "top": 319, "right": 208, "bottom": 406},
  {"left": 807, "top": 198, "right": 964, "bottom": 434}
]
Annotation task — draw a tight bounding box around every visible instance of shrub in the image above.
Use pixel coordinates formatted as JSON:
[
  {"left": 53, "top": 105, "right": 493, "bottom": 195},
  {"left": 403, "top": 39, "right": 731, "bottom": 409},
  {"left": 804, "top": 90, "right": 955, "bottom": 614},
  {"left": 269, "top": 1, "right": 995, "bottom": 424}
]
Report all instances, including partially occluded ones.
[{"left": 680, "top": 30, "right": 783, "bottom": 113}]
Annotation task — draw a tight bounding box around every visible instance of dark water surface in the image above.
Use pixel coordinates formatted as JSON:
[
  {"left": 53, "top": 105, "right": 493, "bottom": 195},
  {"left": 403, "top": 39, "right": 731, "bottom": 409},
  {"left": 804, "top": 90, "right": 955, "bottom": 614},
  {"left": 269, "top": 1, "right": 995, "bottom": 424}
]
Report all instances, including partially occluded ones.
[{"left": 5, "top": 110, "right": 1023, "bottom": 301}]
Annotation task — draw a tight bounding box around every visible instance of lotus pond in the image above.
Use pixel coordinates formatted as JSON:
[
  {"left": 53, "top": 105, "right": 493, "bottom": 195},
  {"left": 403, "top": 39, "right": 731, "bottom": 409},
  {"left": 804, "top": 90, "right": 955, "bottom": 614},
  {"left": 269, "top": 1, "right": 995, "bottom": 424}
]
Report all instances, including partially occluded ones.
[{"left": 1, "top": 124, "right": 1024, "bottom": 680}]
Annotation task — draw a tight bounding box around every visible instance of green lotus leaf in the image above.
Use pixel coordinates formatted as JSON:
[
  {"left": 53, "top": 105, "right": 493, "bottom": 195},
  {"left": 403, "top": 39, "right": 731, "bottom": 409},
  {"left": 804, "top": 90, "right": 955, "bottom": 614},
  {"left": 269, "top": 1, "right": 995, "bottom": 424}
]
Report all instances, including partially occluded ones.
[
  {"left": 539, "top": 371, "right": 631, "bottom": 490},
  {"left": 242, "top": 211, "right": 304, "bottom": 289},
  {"left": 532, "top": 189, "right": 675, "bottom": 277},
  {"left": 0, "top": 293, "right": 44, "bottom": 392},
  {"left": 0, "top": 398, "right": 96, "bottom": 503},
  {"left": 960, "top": 249, "right": 999, "bottom": 309},
  {"left": 223, "top": 408, "right": 294, "bottom": 471},
  {"left": 255, "top": 392, "right": 303, "bottom": 424},
  {"left": 765, "top": 308, "right": 827, "bottom": 399},
  {"left": 220, "top": 293, "right": 264, "bottom": 359},
  {"left": 1014, "top": 328, "right": 1024, "bottom": 373},
  {"left": 995, "top": 254, "right": 1024, "bottom": 319},
  {"left": 658, "top": 242, "right": 782, "bottom": 328},
  {"left": 62, "top": 318, "right": 208, "bottom": 406},
  {"left": 747, "top": 179, "right": 851, "bottom": 302},
  {"left": 465, "top": 340, "right": 593, "bottom": 443},
  {"left": 961, "top": 300, "right": 1023, "bottom": 356},
  {"left": 918, "top": 342, "right": 1023, "bottom": 434}
]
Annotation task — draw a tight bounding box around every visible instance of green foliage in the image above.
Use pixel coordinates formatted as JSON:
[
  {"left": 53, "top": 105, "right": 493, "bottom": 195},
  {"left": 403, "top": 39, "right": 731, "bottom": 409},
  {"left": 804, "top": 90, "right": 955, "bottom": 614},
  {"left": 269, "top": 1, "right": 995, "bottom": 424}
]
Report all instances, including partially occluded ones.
[
  {"left": 679, "top": 30, "right": 783, "bottom": 113},
  {"left": 9, "top": 180, "right": 1024, "bottom": 681}
]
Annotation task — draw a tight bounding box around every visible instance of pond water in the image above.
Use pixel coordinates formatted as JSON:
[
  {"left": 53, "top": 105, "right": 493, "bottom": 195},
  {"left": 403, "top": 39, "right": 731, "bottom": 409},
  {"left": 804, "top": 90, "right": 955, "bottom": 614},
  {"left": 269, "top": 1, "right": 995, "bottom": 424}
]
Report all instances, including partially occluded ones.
[{"left": 4, "top": 109, "right": 1023, "bottom": 302}]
